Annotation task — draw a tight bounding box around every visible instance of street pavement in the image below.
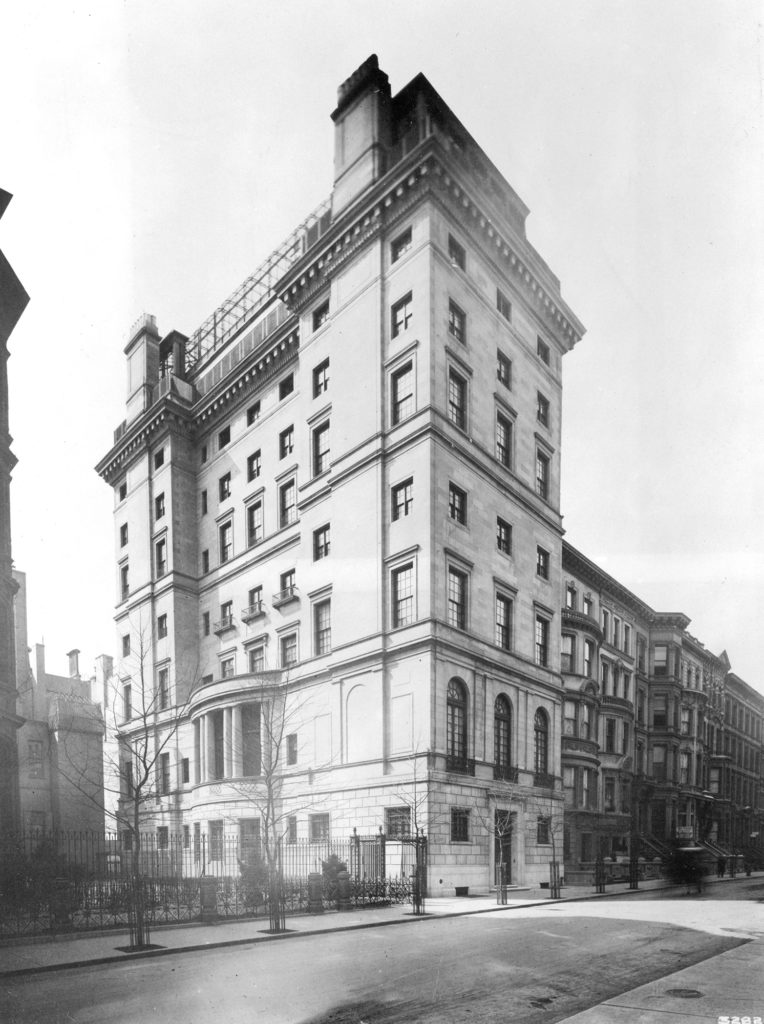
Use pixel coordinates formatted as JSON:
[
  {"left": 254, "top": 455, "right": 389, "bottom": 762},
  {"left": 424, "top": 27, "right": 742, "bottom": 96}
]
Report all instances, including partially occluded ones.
[{"left": 0, "top": 873, "right": 762, "bottom": 1023}]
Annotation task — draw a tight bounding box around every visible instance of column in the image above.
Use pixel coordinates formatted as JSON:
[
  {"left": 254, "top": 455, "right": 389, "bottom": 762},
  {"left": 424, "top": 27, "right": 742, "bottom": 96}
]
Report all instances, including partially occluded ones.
[
  {"left": 232, "top": 705, "right": 243, "bottom": 777},
  {"left": 224, "top": 707, "right": 233, "bottom": 778}
]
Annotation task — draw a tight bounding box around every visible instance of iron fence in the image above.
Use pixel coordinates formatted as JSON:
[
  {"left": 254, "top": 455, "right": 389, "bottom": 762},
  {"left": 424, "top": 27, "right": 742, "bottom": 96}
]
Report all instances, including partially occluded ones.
[{"left": 0, "top": 828, "right": 419, "bottom": 939}]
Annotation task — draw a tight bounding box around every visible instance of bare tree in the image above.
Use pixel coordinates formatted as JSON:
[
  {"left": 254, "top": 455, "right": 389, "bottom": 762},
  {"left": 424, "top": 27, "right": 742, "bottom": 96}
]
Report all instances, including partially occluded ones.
[
  {"left": 469, "top": 787, "right": 517, "bottom": 903},
  {"left": 525, "top": 799, "right": 565, "bottom": 898},
  {"left": 54, "top": 618, "right": 196, "bottom": 948}
]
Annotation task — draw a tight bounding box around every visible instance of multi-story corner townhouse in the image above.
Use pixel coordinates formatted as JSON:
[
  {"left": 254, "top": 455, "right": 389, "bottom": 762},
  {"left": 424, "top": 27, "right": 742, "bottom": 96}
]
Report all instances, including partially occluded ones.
[{"left": 96, "top": 56, "right": 586, "bottom": 893}]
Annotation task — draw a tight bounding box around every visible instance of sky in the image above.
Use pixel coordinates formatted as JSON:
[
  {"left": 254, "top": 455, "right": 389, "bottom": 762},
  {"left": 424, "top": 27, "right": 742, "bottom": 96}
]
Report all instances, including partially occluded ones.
[{"left": 2, "top": 1, "right": 763, "bottom": 689}]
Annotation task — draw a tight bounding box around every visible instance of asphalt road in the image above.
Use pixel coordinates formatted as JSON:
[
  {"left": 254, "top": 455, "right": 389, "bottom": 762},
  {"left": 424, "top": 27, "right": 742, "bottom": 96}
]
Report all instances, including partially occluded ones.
[{"left": 1, "top": 883, "right": 760, "bottom": 1024}]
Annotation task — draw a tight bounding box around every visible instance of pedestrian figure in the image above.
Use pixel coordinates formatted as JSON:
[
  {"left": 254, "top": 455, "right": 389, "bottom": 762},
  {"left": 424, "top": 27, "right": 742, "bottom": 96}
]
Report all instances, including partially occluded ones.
[{"left": 717, "top": 856, "right": 726, "bottom": 878}]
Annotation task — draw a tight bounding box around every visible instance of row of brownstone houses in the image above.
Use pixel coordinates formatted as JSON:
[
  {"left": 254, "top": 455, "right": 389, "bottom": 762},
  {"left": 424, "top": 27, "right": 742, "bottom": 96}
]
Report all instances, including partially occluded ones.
[{"left": 3, "top": 58, "right": 763, "bottom": 895}]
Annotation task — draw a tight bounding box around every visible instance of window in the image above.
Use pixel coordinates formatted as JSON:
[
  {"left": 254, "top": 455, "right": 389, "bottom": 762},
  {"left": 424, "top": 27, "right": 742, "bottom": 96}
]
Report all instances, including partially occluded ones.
[
  {"left": 391, "top": 293, "right": 412, "bottom": 337},
  {"left": 218, "top": 425, "right": 230, "bottom": 450},
  {"left": 279, "top": 479, "right": 297, "bottom": 528},
  {"left": 605, "top": 718, "right": 616, "bottom": 753},
  {"left": 601, "top": 661, "right": 610, "bottom": 692},
  {"left": 203, "top": 611, "right": 210, "bottom": 636},
  {"left": 583, "top": 594, "right": 593, "bottom": 617},
  {"left": 202, "top": 549, "right": 210, "bottom": 573},
  {"left": 450, "top": 808, "right": 470, "bottom": 843},
  {"left": 564, "top": 701, "right": 576, "bottom": 736},
  {"left": 497, "top": 350, "right": 511, "bottom": 388},
  {"left": 604, "top": 778, "right": 616, "bottom": 812},
  {"left": 248, "top": 585, "right": 262, "bottom": 612},
  {"left": 495, "top": 594, "right": 512, "bottom": 650},
  {"left": 280, "top": 569, "right": 295, "bottom": 593},
  {"left": 565, "top": 585, "right": 577, "bottom": 609},
  {"left": 154, "top": 448, "right": 165, "bottom": 469},
  {"left": 537, "top": 337, "right": 550, "bottom": 365},
  {"left": 448, "top": 483, "right": 466, "bottom": 525},
  {"left": 536, "top": 392, "right": 549, "bottom": 426},
  {"left": 120, "top": 523, "right": 128, "bottom": 547},
  {"left": 314, "top": 600, "right": 331, "bottom": 655},
  {"left": 535, "top": 616, "right": 549, "bottom": 667},
  {"left": 447, "top": 368, "right": 466, "bottom": 429},
  {"left": 247, "top": 450, "right": 261, "bottom": 482},
  {"left": 286, "top": 734, "right": 298, "bottom": 766},
  {"left": 220, "top": 599, "right": 233, "bottom": 628},
  {"left": 494, "top": 695, "right": 512, "bottom": 770},
  {"left": 622, "top": 721, "right": 630, "bottom": 754},
  {"left": 118, "top": 481, "right": 127, "bottom": 502},
  {"left": 536, "top": 546, "right": 549, "bottom": 580},
  {"left": 201, "top": 445, "right": 208, "bottom": 464},
  {"left": 279, "top": 426, "right": 294, "bottom": 459},
  {"left": 279, "top": 373, "right": 294, "bottom": 400},
  {"left": 181, "top": 758, "right": 189, "bottom": 785},
  {"left": 201, "top": 490, "right": 208, "bottom": 515},
  {"left": 209, "top": 821, "right": 224, "bottom": 861},
  {"left": 247, "top": 401, "right": 261, "bottom": 426},
  {"left": 247, "top": 500, "right": 263, "bottom": 546},
  {"left": 280, "top": 633, "right": 298, "bottom": 668},
  {"left": 534, "top": 709, "right": 549, "bottom": 773},
  {"left": 448, "top": 300, "right": 466, "bottom": 343},
  {"left": 391, "top": 478, "right": 413, "bottom": 520},
  {"left": 652, "top": 744, "right": 666, "bottom": 782},
  {"left": 312, "top": 301, "right": 329, "bottom": 332},
  {"left": 248, "top": 646, "right": 265, "bottom": 673},
  {"left": 313, "top": 524, "right": 330, "bottom": 560},
  {"left": 219, "top": 521, "right": 233, "bottom": 563},
  {"left": 159, "top": 753, "right": 171, "bottom": 795},
  {"left": 122, "top": 634, "right": 130, "bottom": 658},
  {"left": 391, "top": 361, "right": 414, "bottom": 424},
  {"left": 157, "top": 667, "right": 169, "bottom": 709},
  {"left": 28, "top": 740, "right": 43, "bottom": 778},
  {"left": 221, "top": 656, "right": 235, "bottom": 679},
  {"left": 613, "top": 617, "right": 620, "bottom": 649},
  {"left": 496, "top": 413, "right": 512, "bottom": 468},
  {"left": 447, "top": 568, "right": 467, "bottom": 630},
  {"left": 287, "top": 817, "right": 297, "bottom": 843},
  {"left": 601, "top": 609, "right": 609, "bottom": 639},
  {"left": 155, "top": 537, "right": 167, "bottom": 577},
  {"left": 496, "top": 288, "right": 512, "bottom": 321},
  {"left": 447, "top": 679, "right": 467, "bottom": 760},
  {"left": 120, "top": 562, "right": 129, "bottom": 600},
  {"left": 535, "top": 450, "right": 550, "bottom": 500},
  {"left": 448, "top": 234, "right": 465, "bottom": 269},
  {"left": 385, "top": 806, "right": 411, "bottom": 838},
  {"left": 653, "top": 694, "right": 667, "bottom": 729},
  {"left": 654, "top": 644, "right": 668, "bottom": 676},
  {"left": 157, "top": 614, "right": 167, "bottom": 639},
  {"left": 123, "top": 683, "right": 132, "bottom": 720},
  {"left": 496, "top": 517, "right": 512, "bottom": 555},
  {"left": 391, "top": 563, "right": 414, "bottom": 628},
  {"left": 309, "top": 814, "right": 330, "bottom": 841},
  {"left": 313, "top": 358, "right": 329, "bottom": 397},
  {"left": 312, "top": 422, "right": 330, "bottom": 475},
  {"left": 536, "top": 817, "right": 550, "bottom": 845},
  {"left": 561, "top": 634, "right": 575, "bottom": 673},
  {"left": 219, "top": 473, "right": 231, "bottom": 502},
  {"left": 584, "top": 639, "right": 594, "bottom": 677},
  {"left": 391, "top": 227, "right": 412, "bottom": 262}
]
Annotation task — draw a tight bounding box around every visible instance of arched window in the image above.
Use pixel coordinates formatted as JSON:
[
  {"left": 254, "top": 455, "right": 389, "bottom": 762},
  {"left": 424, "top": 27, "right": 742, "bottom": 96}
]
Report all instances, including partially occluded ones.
[
  {"left": 447, "top": 679, "right": 467, "bottom": 761},
  {"left": 534, "top": 708, "right": 549, "bottom": 775},
  {"left": 494, "top": 695, "right": 512, "bottom": 774}
]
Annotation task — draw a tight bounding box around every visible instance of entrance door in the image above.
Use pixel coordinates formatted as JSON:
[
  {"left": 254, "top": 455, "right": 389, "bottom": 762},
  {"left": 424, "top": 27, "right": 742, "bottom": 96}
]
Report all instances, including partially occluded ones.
[{"left": 494, "top": 810, "right": 513, "bottom": 885}]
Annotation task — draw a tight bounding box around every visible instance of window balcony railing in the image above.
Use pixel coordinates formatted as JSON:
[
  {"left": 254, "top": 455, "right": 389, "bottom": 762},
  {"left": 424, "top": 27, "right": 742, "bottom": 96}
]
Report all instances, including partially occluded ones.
[
  {"left": 446, "top": 755, "right": 475, "bottom": 776},
  {"left": 533, "top": 772, "right": 556, "bottom": 790},
  {"left": 241, "top": 602, "right": 265, "bottom": 623},
  {"left": 493, "top": 764, "right": 519, "bottom": 783},
  {"left": 272, "top": 586, "right": 298, "bottom": 609},
  {"left": 213, "top": 615, "right": 235, "bottom": 636}
]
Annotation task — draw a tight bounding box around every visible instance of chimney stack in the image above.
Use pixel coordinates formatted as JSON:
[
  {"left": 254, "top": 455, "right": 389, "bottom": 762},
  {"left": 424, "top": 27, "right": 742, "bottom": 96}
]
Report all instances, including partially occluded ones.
[{"left": 67, "top": 648, "right": 80, "bottom": 678}]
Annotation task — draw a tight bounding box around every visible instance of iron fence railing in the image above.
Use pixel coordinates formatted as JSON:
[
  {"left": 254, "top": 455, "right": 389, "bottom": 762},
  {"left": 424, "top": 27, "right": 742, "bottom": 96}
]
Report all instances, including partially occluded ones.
[{"left": 0, "top": 828, "right": 417, "bottom": 939}]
